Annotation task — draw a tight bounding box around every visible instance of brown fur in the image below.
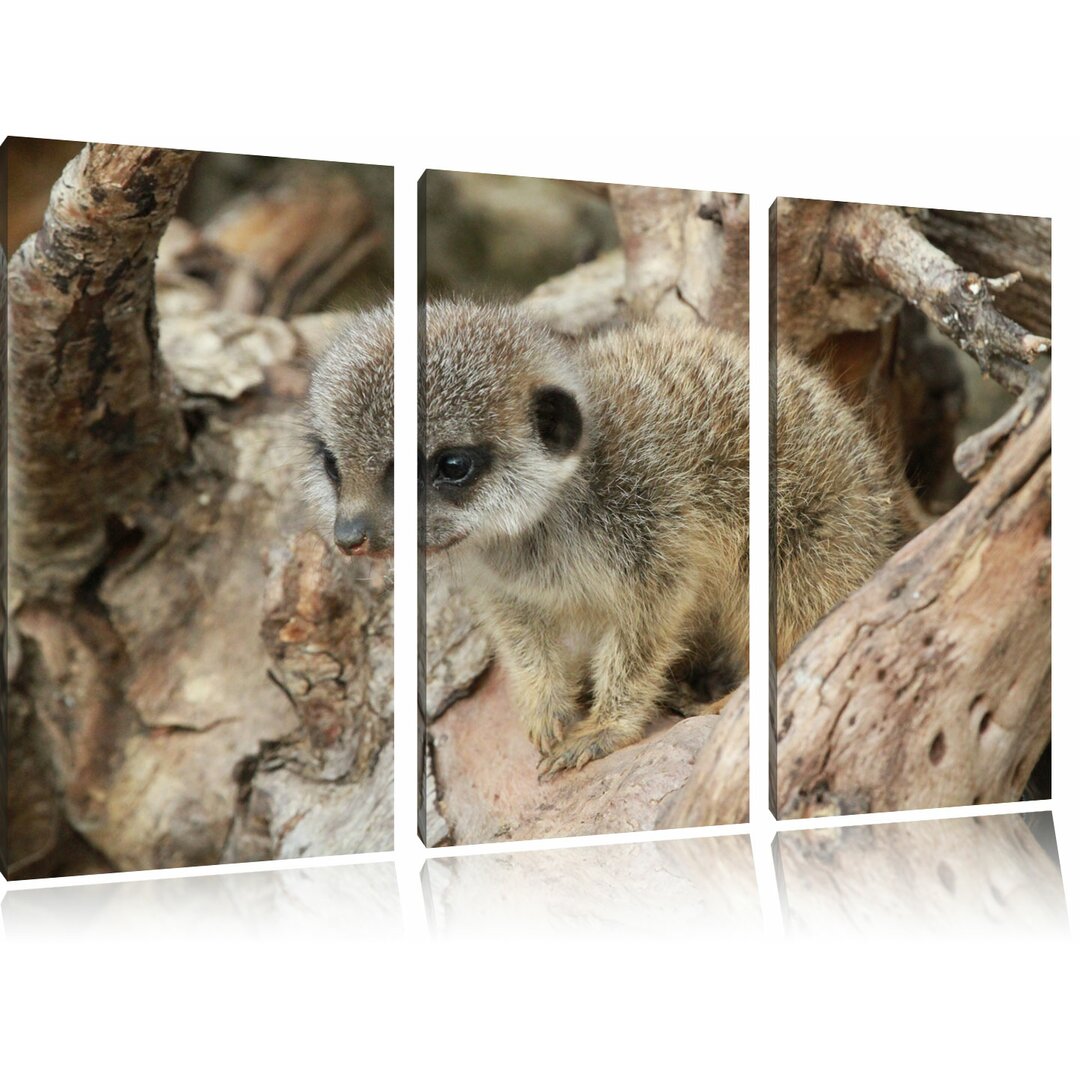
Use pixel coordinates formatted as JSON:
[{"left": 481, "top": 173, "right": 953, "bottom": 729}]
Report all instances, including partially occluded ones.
[
  {"left": 772, "top": 346, "right": 908, "bottom": 665},
  {"left": 304, "top": 300, "right": 906, "bottom": 778},
  {"left": 424, "top": 300, "right": 748, "bottom": 776}
]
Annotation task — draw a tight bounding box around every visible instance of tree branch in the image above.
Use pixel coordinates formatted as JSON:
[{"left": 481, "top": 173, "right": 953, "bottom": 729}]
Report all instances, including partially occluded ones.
[
  {"left": 774, "top": 400, "right": 1050, "bottom": 817},
  {"left": 828, "top": 202, "right": 1050, "bottom": 395},
  {"left": 7, "top": 144, "right": 197, "bottom": 596}
]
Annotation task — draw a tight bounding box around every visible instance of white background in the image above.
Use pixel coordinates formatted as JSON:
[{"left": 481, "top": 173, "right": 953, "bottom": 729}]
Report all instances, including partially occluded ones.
[{"left": 2, "top": 4, "right": 1076, "bottom": 1074}]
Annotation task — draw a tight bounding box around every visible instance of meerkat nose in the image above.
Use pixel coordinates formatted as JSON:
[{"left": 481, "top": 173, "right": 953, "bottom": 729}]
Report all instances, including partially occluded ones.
[{"left": 334, "top": 513, "right": 371, "bottom": 556}]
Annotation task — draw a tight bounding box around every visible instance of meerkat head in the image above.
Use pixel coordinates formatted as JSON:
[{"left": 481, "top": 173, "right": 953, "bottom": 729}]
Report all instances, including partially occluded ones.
[
  {"left": 423, "top": 298, "right": 586, "bottom": 553},
  {"left": 304, "top": 302, "right": 395, "bottom": 558}
]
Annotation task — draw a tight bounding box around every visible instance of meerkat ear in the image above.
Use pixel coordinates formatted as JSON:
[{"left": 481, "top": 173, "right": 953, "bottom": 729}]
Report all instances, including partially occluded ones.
[{"left": 533, "top": 386, "right": 583, "bottom": 456}]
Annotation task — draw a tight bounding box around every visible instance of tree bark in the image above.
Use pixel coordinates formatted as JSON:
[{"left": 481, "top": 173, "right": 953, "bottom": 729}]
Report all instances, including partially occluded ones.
[
  {"left": 775, "top": 402, "right": 1049, "bottom": 817},
  {"left": 7, "top": 145, "right": 195, "bottom": 596},
  {"left": 6, "top": 146, "right": 391, "bottom": 877}
]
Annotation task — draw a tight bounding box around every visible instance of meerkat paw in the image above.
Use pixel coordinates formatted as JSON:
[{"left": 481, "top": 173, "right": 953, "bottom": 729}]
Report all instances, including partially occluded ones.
[
  {"left": 525, "top": 713, "right": 567, "bottom": 757},
  {"left": 536, "top": 721, "right": 640, "bottom": 780}
]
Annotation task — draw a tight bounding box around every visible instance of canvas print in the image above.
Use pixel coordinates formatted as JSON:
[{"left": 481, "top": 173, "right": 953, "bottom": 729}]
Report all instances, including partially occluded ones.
[
  {"left": 770, "top": 198, "right": 1051, "bottom": 818},
  {"left": 2, "top": 139, "right": 394, "bottom": 879},
  {"left": 420, "top": 173, "right": 750, "bottom": 844}
]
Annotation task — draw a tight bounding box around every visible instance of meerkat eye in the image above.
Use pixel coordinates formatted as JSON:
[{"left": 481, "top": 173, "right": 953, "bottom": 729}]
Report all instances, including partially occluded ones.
[
  {"left": 437, "top": 452, "right": 474, "bottom": 483},
  {"left": 319, "top": 442, "right": 340, "bottom": 488},
  {"left": 431, "top": 447, "right": 488, "bottom": 488}
]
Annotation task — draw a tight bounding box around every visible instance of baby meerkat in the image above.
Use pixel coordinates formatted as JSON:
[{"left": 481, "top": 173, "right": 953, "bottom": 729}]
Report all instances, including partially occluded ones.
[
  {"left": 301, "top": 300, "right": 906, "bottom": 780},
  {"left": 423, "top": 299, "right": 749, "bottom": 777},
  {"left": 303, "top": 303, "right": 395, "bottom": 559}
]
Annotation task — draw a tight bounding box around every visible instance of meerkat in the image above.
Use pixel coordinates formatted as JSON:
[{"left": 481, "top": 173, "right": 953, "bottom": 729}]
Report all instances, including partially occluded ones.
[
  {"left": 301, "top": 298, "right": 906, "bottom": 778},
  {"left": 422, "top": 299, "right": 749, "bottom": 777},
  {"left": 303, "top": 302, "right": 395, "bottom": 560}
]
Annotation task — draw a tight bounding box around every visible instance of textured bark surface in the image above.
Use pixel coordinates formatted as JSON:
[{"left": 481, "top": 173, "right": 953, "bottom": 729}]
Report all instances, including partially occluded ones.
[
  {"left": 658, "top": 682, "right": 749, "bottom": 829},
  {"left": 7, "top": 146, "right": 194, "bottom": 595},
  {"left": 920, "top": 210, "right": 1051, "bottom": 338},
  {"left": 424, "top": 185, "right": 751, "bottom": 843},
  {"left": 766, "top": 198, "right": 1051, "bottom": 824},
  {"left": 6, "top": 145, "right": 391, "bottom": 877},
  {"left": 610, "top": 186, "right": 749, "bottom": 335},
  {"left": 776, "top": 404, "right": 1050, "bottom": 818}
]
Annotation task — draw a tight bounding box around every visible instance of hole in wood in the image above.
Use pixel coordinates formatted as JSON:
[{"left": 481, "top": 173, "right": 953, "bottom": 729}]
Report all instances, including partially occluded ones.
[{"left": 929, "top": 731, "right": 946, "bottom": 764}]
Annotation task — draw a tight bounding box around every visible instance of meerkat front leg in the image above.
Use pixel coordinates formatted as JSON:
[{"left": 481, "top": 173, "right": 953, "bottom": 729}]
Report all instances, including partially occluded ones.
[
  {"left": 538, "top": 593, "right": 694, "bottom": 778},
  {"left": 477, "top": 596, "right": 583, "bottom": 756}
]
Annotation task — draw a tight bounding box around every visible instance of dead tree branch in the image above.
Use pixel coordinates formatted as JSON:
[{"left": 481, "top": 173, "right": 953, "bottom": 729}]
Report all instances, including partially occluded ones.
[
  {"left": 775, "top": 401, "right": 1050, "bottom": 817},
  {"left": 919, "top": 209, "right": 1051, "bottom": 337},
  {"left": 828, "top": 202, "right": 1049, "bottom": 395},
  {"left": 7, "top": 145, "right": 196, "bottom": 596}
]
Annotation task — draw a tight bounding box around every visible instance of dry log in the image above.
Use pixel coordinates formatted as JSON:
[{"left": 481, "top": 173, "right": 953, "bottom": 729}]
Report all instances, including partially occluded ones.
[
  {"left": 828, "top": 202, "right": 1049, "bottom": 395},
  {"left": 225, "top": 531, "right": 393, "bottom": 861},
  {"left": 774, "top": 401, "right": 1050, "bottom": 817},
  {"left": 658, "top": 682, "right": 748, "bottom": 828},
  {"left": 202, "top": 166, "right": 379, "bottom": 317},
  {"left": 772, "top": 198, "right": 1051, "bottom": 488},
  {"left": 770, "top": 198, "right": 902, "bottom": 356},
  {"left": 429, "top": 662, "right": 728, "bottom": 842},
  {"left": 7, "top": 145, "right": 195, "bottom": 596},
  {"left": 6, "top": 145, "right": 391, "bottom": 876}
]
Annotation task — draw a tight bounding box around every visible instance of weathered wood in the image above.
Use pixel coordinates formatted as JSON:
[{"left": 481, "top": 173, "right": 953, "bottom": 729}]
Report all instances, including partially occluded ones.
[
  {"left": 775, "top": 402, "right": 1050, "bottom": 817},
  {"left": 829, "top": 202, "right": 1049, "bottom": 395},
  {"left": 202, "top": 165, "right": 379, "bottom": 317},
  {"left": 430, "top": 662, "right": 728, "bottom": 842},
  {"left": 7, "top": 145, "right": 392, "bottom": 876},
  {"left": 771, "top": 198, "right": 902, "bottom": 356},
  {"left": 7, "top": 145, "right": 195, "bottom": 595},
  {"left": 610, "top": 185, "right": 749, "bottom": 335},
  {"left": 920, "top": 209, "right": 1050, "bottom": 338},
  {"left": 658, "top": 682, "right": 749, "bottom": 828}
]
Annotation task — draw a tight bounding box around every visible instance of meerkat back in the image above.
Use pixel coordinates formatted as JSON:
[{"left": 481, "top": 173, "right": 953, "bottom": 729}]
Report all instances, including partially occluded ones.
[
  {"left": 772, "top": 348, "right": 907, "bottom": 665},
  {"left": 575, "top": 320, "right": 751, "bottom": 666}
]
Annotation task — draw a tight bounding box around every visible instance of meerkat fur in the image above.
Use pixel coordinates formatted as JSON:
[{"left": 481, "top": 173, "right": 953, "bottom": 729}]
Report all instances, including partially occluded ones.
[
  {"left": 423, "top": 299, "right": 750, "bottom": 776},
  {"left": 302, "top": 298, "right": 908, "bottom": 780}
]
